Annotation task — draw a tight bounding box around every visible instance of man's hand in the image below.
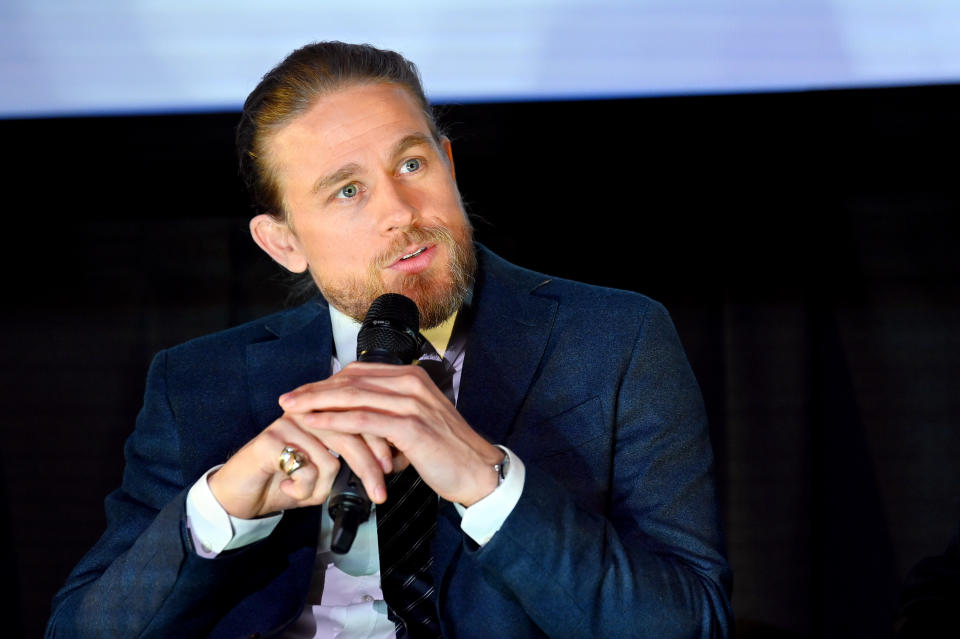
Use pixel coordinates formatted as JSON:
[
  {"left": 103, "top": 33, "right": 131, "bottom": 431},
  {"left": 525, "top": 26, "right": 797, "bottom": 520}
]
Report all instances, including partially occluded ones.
[
  {"left": 206, "top": 404, "right": 396, "bottom": 520},
  {"left": 207, "top": 361, "right": 501, "bottom": 519},
  {"left": 280, "top": 361, "right": 504, "bottom": 507}
]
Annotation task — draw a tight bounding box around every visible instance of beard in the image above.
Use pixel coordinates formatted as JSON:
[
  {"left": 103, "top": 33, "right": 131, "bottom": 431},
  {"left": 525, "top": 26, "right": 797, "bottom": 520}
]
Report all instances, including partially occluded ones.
[{"left": 313, "top": 222, "right": 476, "bottom": 329}]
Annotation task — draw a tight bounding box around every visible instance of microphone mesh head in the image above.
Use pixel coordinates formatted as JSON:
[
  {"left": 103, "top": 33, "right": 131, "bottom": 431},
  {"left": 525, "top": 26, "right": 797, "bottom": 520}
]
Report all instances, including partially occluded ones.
[
  {"left": 365, "top": 293, "right": 420, "bottom": 330},
  {"left": 357, "top": 294, "right": 423, "bottom": 364}
]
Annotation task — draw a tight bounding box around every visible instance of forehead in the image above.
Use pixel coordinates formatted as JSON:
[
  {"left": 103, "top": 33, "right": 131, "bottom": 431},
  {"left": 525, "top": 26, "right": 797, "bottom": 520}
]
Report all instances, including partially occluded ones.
[{"left": 268, "top": 83, "right": 434, "bottom": 173}]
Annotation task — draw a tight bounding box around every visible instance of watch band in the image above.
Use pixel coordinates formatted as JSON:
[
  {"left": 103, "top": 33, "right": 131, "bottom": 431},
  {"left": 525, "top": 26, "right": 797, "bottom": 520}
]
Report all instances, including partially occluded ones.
[{"left": 492, "top": 449, "right": 509, "bottom": 485}]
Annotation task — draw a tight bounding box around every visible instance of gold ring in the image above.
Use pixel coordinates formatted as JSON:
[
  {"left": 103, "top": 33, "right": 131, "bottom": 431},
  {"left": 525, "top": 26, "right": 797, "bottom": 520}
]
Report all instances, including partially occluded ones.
[{"left": 279, "top": 445, "right": 307, "bottom": 476}]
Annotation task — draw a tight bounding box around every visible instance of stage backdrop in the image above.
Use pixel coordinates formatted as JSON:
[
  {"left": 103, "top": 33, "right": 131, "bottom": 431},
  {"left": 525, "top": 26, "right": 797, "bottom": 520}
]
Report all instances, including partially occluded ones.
[{"left": 2, "top": 84, "right": 959, "bottom": 638}]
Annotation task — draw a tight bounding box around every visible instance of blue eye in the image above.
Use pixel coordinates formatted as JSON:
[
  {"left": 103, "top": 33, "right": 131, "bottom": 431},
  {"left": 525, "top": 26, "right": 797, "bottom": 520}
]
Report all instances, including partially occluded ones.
[
  {"left": 400, "top": 158, "right": 421, "bottom": 174},
  {"left": 337, "top": 183, "right": 360, "bottom": 199}
]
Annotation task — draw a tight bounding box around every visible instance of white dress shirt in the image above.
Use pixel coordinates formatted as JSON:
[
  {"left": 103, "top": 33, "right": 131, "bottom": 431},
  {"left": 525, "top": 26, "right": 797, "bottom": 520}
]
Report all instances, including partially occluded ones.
[{"left": 185, "top": 305, "right": 525, "bottom": 638}]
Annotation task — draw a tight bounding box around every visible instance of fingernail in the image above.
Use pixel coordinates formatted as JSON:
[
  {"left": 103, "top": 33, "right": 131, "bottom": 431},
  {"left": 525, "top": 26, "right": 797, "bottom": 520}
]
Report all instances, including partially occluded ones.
[
  {"left": 375, "top": 485, "right": 386, "bottom": 502},
  {"left": 279, "top": 394, "right": 295, "bottom": 406}
]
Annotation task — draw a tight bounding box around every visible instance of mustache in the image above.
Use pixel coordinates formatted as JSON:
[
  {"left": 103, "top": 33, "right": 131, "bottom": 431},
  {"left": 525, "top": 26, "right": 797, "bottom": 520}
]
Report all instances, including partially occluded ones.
[{"left": 371, "top": 225, "right": 457, "bottom": 269}]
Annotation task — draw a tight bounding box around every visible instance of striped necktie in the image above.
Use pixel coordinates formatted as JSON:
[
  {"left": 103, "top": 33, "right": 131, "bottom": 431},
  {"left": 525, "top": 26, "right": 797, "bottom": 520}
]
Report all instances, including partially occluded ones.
[
  {"left": 377, "top": 354, "right": 455, "bottom": 638},
  {"left": 377, "top": 464, "right": 440, "bottom": 638}
]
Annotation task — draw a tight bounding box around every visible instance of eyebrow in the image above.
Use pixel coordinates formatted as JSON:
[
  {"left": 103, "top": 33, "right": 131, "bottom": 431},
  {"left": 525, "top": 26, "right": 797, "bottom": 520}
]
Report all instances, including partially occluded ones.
[
  {"left": 312, "top": 162, "right": 361, "bottom": 195},
  {"left": 310, "top": 133, "right": 436, "bottom": 195},
  {"left": 391, "top": 132, "right": 435, "bottom": 159}
]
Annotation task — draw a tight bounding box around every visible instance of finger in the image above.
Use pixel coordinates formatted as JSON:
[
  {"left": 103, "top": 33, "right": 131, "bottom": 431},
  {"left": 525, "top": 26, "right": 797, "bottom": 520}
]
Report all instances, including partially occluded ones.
[
  {"left": 339, "top": 360, "right": 412, "bottom": 375},
  {"left": 341, "top": 364, "right": 444, "bottom": 402},
  {"left": 211, "top": 417, "right": 340, "bottom": 518},
  {"left": 332, "top": 433, "right": 388, "bottom": 503},
  {"left": 281, "top": 383, "right": 431, "bottom": 420},
  {"left": 338, "top": 363, "right": 438, "bottom": 394},
  {"left": 255, "top": 418, "right": 342, "bottom": 503},
  {"left": 361, "top": 432, "right": 395, "bottom": 474},
  {"left": 278, "top": 458, "right": 319, "bottom": 501},
  {"left": 304, "top": 409, "right": 427, "bottom": 453},
  {"left": 281, "top": 364, "right": 438, "bottom": 404},
  {"left": 260, "top": 418, "right": 335, "bottom": 474},
  {"left": 283, "top": 418, "right": 389, "bottom": 504},
  {"left": 391, "top": 451, "right": 410, "bottom": 472}
]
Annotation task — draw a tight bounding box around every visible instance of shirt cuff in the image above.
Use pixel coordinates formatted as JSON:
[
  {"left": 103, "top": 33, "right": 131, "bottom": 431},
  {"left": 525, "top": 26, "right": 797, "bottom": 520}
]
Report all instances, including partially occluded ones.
[
  {"left": 185, "top": 465, "right": 283, "bottom": 558},
  {"left": 456, "top": 446, "right": 525, "bottom": 546}
]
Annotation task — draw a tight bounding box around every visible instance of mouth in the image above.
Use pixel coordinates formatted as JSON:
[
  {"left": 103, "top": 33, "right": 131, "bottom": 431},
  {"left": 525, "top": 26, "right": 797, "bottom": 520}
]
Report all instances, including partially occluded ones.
[
  {"left": 399, "top": 246, "right": 428, "bottom": 261},
  {"left": 388, "top": 244, "right": 437, "bottom": 274}
]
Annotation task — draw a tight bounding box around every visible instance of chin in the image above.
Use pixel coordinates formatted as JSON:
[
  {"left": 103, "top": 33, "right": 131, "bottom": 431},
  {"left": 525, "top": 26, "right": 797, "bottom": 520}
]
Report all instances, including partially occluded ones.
[
  {"left": 321, "top": 231, "right": 476, "bottom": 328},
  {"left": 392, "top": 273, "right": 461, "bottom": 329}
]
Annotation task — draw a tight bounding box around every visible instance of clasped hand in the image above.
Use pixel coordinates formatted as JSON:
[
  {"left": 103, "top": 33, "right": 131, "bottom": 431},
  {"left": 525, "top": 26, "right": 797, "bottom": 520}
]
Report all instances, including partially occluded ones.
[{"left": 208, "top": 362, "right": 502, "bottom": 519}]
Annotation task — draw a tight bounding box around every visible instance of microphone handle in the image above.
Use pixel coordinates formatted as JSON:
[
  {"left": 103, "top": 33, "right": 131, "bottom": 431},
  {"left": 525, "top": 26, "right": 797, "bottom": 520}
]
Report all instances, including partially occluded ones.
[
  {"left": 328, "top": 344, "right": 410, "bottom": 552},
  {"left": 328, "top": 292, "right": 423, "bottom": 554},
  {"left": 328, "top": 462, "right": 371, "bottom": 554}
]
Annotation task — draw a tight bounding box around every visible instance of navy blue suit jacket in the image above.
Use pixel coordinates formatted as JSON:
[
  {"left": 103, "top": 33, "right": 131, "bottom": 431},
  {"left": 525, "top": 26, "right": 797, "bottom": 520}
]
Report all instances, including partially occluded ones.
[{"left": 47, "top": 246, "right": 732, "bottom": 638}]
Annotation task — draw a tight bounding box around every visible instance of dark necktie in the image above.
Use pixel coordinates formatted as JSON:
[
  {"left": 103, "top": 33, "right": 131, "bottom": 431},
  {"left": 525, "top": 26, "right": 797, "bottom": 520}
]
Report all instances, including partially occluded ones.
[
  {"left": 377, "top": 354, "right": 454, "bottom": 638},
  {"left": 378, "top": 465, "right": 440, "bottom": 638}
]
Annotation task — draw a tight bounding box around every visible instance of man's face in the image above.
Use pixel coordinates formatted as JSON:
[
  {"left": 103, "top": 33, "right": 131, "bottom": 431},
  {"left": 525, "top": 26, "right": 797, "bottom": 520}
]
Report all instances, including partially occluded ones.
[{"left": 259, "top": 82, "right": 475, "bottom": 328}]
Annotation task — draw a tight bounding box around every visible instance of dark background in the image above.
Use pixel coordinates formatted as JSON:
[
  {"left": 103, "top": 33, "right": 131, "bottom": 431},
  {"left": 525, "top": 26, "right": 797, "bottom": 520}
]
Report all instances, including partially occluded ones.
[{"left": 3, "top": 83, "right": 959, "bottom": 638}]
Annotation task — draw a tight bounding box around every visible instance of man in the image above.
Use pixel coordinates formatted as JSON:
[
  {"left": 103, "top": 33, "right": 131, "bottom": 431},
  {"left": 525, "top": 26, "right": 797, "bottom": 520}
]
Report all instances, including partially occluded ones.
[{"left": 47, "top": 42, "right": 732, "bottom": 638}]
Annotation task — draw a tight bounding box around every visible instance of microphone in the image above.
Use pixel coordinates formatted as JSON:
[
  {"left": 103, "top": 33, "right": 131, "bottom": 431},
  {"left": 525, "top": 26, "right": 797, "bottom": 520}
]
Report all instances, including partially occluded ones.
[{"left": 327, "top": 293, "right": 424, "bottom": 554}]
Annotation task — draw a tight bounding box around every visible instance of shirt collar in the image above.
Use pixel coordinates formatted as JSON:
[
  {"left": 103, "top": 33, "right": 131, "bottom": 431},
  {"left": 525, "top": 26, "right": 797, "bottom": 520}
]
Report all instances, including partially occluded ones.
[
  {"left": 329, "top": 305, "right": 363, "bottom": 367},
  {"left": 420, "top": 312, "right": 458, "bottom": 358},
  {"left": 328, "top": 296, "right": 468, "bottom": 364}
]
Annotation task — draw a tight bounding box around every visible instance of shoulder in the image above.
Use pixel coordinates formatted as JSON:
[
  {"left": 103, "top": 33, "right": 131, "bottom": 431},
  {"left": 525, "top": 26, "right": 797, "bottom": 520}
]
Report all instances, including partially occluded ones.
[
  {"left": 476, "top": 244, "right": 666, "bottom": 330},
  {"left": 138, "top": 299, "right": 331, "bottom": 462},
  {"left": 158, "top": 298, "right": 328, "bottom": 369}
]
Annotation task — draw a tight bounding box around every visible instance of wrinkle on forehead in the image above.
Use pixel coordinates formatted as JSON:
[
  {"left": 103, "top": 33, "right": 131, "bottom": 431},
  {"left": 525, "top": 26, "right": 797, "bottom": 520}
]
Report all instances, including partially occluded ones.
[
  {"left": 311, "top": 134, "right": 436, "bottom": 195},
  {"left": 269, "top": 84, "right": 434, "bottom": 200}
]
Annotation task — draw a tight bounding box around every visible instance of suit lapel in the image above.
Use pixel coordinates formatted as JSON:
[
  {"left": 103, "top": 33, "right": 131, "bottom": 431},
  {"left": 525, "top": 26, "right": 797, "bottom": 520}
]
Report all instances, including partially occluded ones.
[
  {"left": 246, "top": 300, "right": 333, "bottom": 428},
  {"left": 433, "top": 247, "right": 558, "bottom": 599},
  {"left": 456, "top": 247, "right": 558, "bottom": 445}
]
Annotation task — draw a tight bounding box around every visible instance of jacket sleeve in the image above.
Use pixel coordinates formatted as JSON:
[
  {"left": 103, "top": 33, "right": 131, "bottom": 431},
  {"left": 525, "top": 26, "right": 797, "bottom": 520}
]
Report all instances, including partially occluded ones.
[
  {"left": 465, "top": 300, "right": 732, "bottom": 638},
  {"left": 44, "top": 351, "right": 295, "bottom": 639}
]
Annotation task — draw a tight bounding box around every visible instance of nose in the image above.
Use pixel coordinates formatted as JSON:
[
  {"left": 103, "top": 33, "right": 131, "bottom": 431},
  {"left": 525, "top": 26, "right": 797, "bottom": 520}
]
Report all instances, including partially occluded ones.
[{"left": 376, "top": 177, "right": 418, "bottom": 233}]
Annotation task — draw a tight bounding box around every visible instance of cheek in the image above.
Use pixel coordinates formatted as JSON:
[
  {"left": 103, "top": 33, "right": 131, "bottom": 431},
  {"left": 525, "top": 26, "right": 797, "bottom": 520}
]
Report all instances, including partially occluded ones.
[
  {"left": 309, "top": 228, "right": 382, "bottom": 277},
  {"left": 424, "top": 185, "right": 465, "bottom": 223}
]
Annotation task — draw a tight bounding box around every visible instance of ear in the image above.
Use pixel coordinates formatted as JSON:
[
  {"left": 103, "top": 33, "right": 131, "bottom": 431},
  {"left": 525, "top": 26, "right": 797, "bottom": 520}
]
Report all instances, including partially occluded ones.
[
  {"left": 249, "top": 214, "right": 309, "bottom": 273},
  {"left": 440, "top": 136, "right": 456, "bottom": 180}
]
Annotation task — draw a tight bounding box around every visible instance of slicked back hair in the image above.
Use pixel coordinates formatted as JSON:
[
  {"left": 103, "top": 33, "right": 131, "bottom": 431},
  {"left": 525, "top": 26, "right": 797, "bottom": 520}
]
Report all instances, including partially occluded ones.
[{"left": 236, "top": 41, "right": 443, "bottom": 222}]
